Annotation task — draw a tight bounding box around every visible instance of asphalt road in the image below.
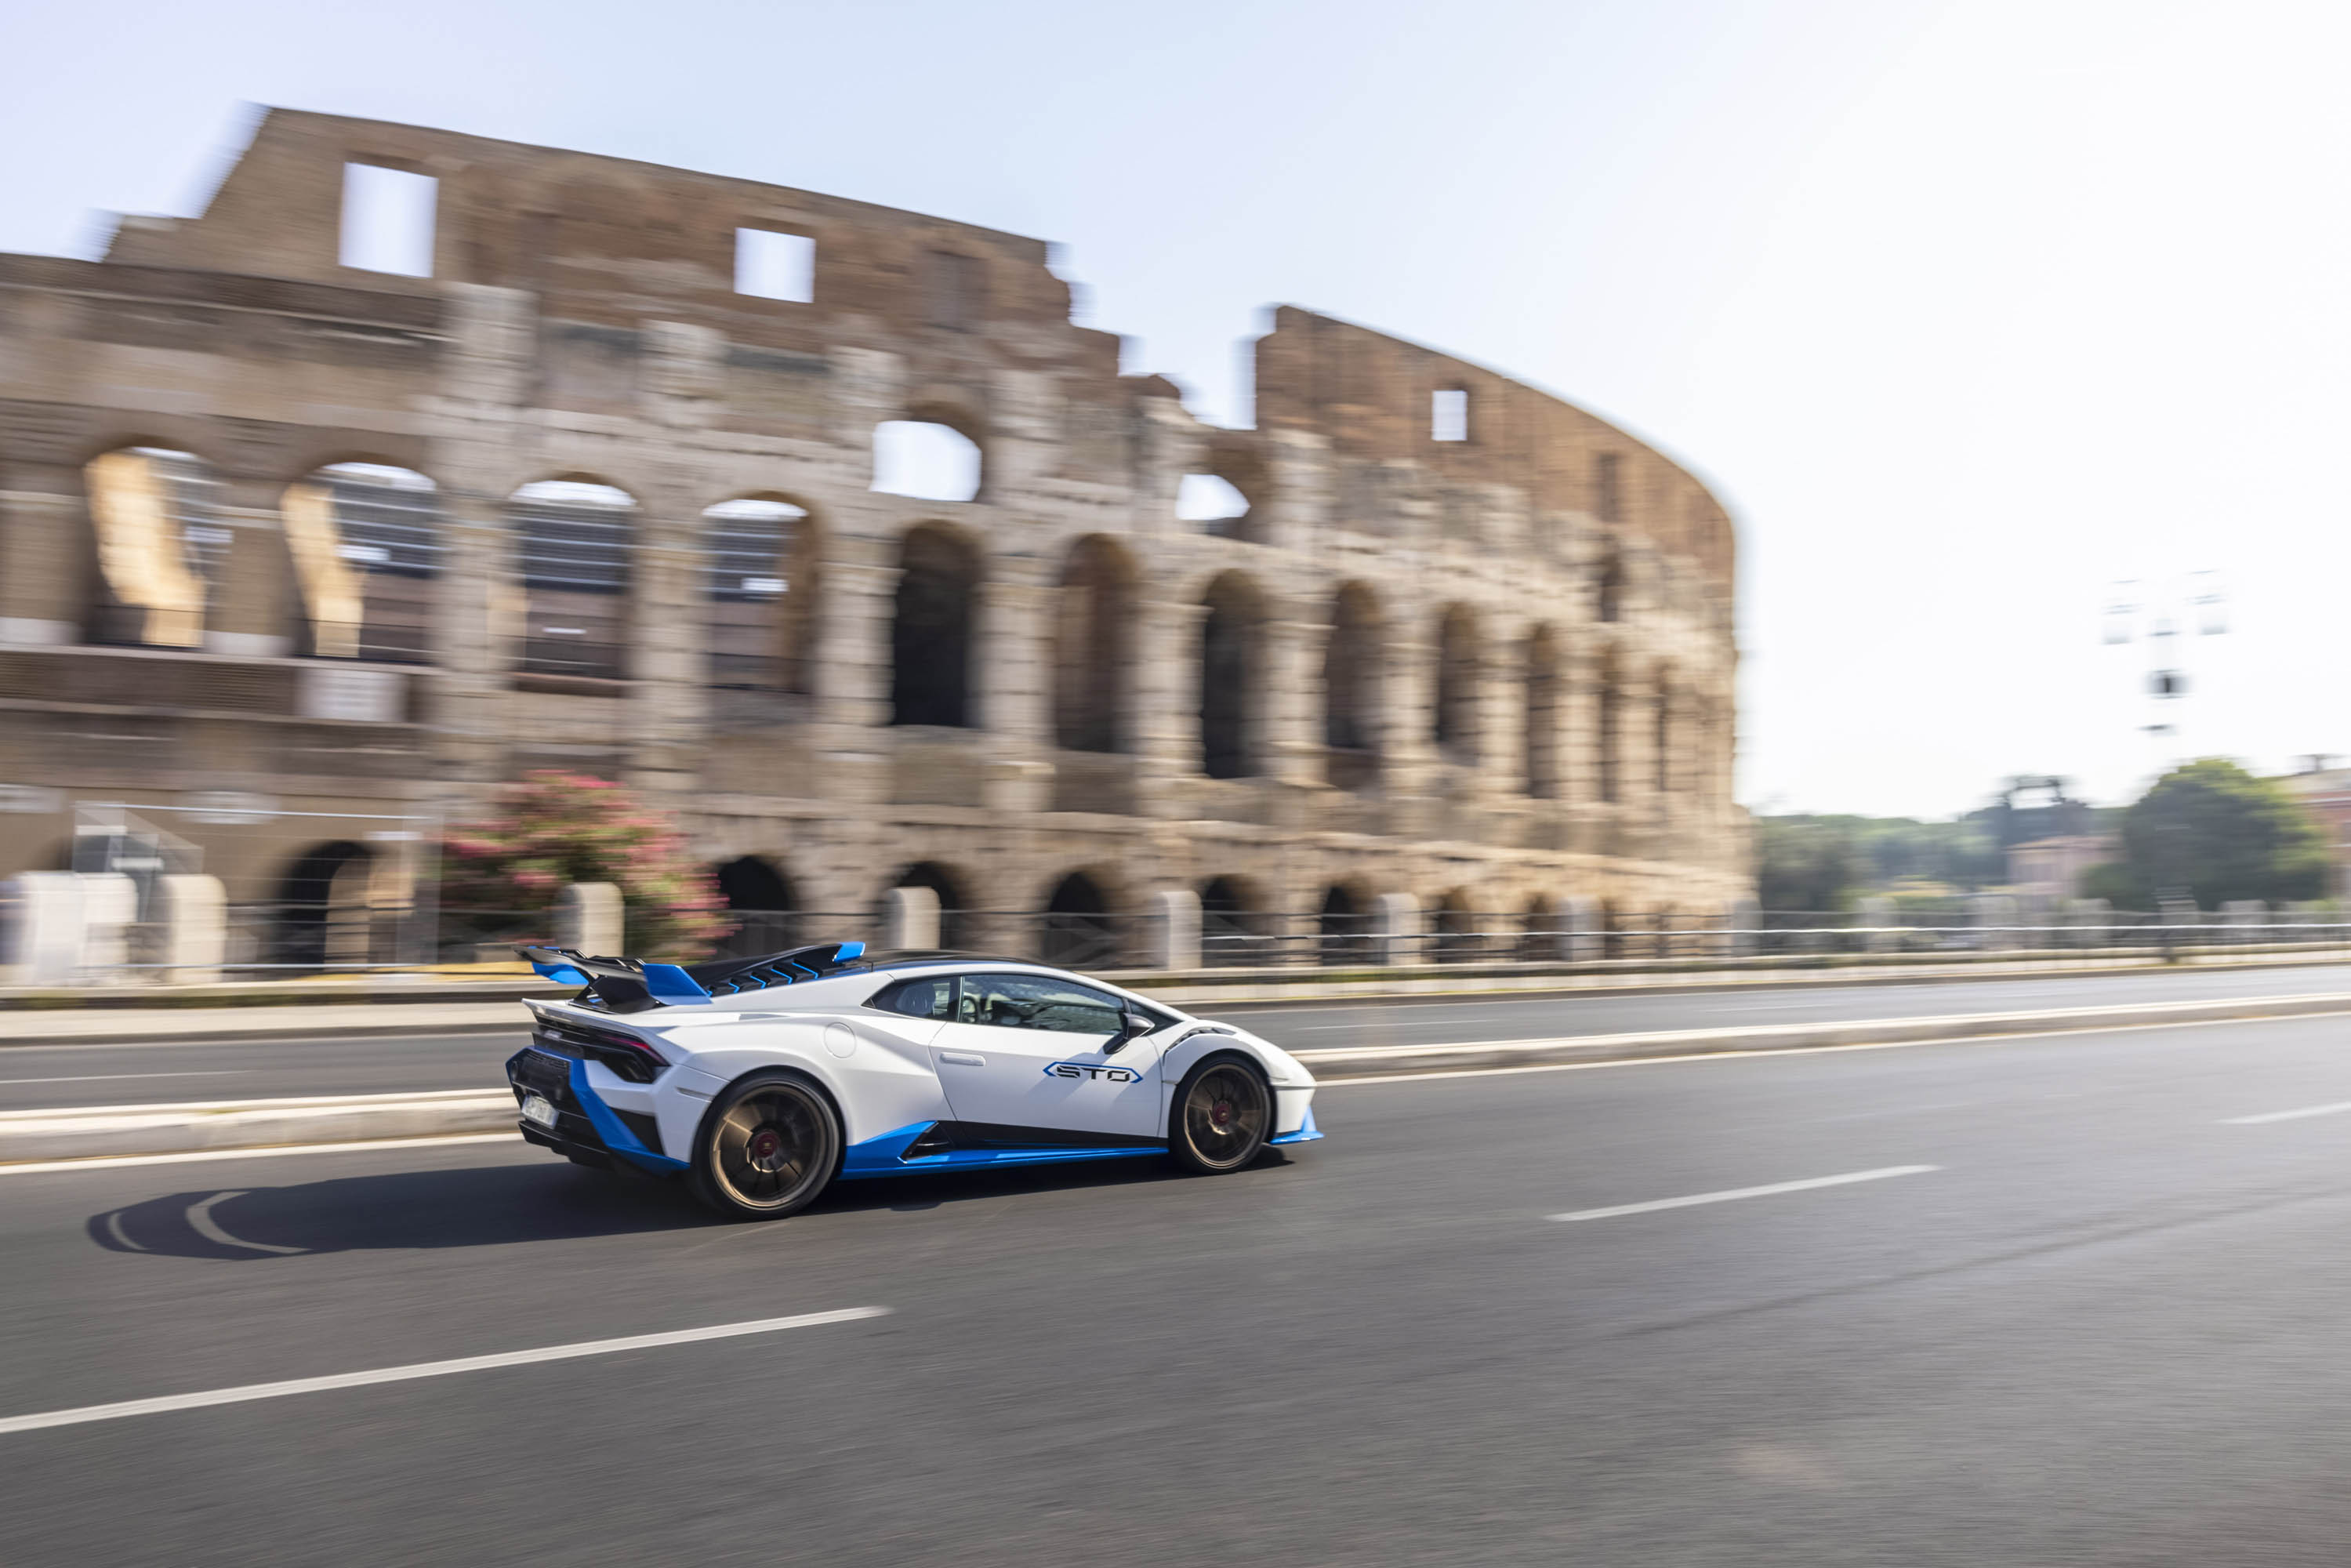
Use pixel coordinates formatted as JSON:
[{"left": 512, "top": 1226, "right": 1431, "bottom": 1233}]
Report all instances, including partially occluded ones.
[
  {"left": 1, "top": 960, "right": 2347, "bottom": 1111},
  {"left": 9, "top": 1010, "right": 2351, "bottom": 1563}
]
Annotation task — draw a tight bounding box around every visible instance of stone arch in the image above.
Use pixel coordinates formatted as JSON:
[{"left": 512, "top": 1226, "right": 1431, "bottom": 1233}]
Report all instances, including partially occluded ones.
[
  {"left": 1432, "top": 887, "right": 1482, "bottom": 963},
  {"left": 272, "top": 840, "right": 378, "bottom": 968},
  {"left": 81, "top": 445, "right": 224, "bottom": 649},
  {"left": 1039, "top": 868, "right": 1119, "bottom": 967},
  {"left": 873, "top": 394, "right": 985, "bottom": 503},
  {"left": 1324, "top": 580, "right": 1384, "bottom": 792},
  {"left": 1524, "top": 622, "right": 1561, "bottom": 799},
  {"left": 1053, "top": 534, "right": 1137, "bottom": 753},
  {"left": 281, "top": 463, "right": 441, "bottom": 663},
  {"left": 891, "top": 522, "right": 983, "bottom": 728},
  {"left": 508, "top": 477, "right": 638, "bottom": 682},
  {"left": 1199, "top": 570, "right": 1268, "bottom": 779},
  {"left": 1432, "top": 602, "right": 1481, "bottom": 764},
  {"left": 1318, "top": 879, "right": 1375, "bottom": 964},
  {"left": 704, "top": 493, "right": 822, "bottom": 695},
  {"left": 712, "top": 854, "right": 800, "bottom": 957},
  {"left": 887, "top": 859, "right": 973, "bottom": 951},
  {"left": 1200, "top": 873, "right": 1272, "bottom": 966},
  {"left": 1517, "top": 892, "right": 1556, "bottom": 960},
  {"left": 1185, "top": 432, "right": 1269, "bottom": 543}
]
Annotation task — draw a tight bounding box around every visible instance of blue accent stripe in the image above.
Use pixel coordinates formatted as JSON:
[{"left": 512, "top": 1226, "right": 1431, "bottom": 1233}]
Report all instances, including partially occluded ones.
[
  {"left": 567, "top": 1058, "right": 689, "bottom": 1173},
  {"left": 836, "top": 1120, "right": 1166, "bottom": 1180},
  {"left": 1269, "top": 1104, "right": 1323, "bottom": 1145},
  {"left": 530, "top": 961, "right": 589, "bottom": 985}
]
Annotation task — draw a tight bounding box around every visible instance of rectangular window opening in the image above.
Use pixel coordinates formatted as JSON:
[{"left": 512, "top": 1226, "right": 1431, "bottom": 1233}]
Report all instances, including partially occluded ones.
[
  {"left": 339, "top": 164, "right": 437, "bottom": 278},
  {"left": 1432, "top": 388, "right": 1469, "bottom": 443},
  {"left": 735, "top": 228, "right": 815, "bottom": 303}
]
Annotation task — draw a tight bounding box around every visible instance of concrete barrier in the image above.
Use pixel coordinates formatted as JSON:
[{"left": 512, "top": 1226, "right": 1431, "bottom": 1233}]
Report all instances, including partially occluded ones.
[{"left": 7, "top": 989, "right": 2349, "bottom": 1164}]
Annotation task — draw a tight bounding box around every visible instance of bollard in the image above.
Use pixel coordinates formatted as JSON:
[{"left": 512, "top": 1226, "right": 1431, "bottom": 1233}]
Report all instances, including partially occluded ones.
[
  {"left": 154, "top": 874, "right": 227, "bottom": 985},
  {"left": 1373, "top": 892, "right": 1420, "bottom": 966},
  {"left": 1152, "top": 888, "right": 1202, "bottom": 971},
  {"left": 886, "top": 885, "right": 941, "bottom": 951},
  {"left": 9, "top": 873, "right": 87, "bottom": 986},
  {"left": 77, "top": 873, "right": 139, "bottom": 979},
  {"left": 555, "top": 882, "right": 625, "bottom": 956},
  {"left": 1856, "top": 895, "right": 1896, "bottom": 954}
]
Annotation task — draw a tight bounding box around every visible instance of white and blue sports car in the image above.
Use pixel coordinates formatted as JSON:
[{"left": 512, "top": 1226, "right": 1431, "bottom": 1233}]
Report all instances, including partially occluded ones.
[{"left": 506, "top": 942, "right": 1322, "bottom": 1218}]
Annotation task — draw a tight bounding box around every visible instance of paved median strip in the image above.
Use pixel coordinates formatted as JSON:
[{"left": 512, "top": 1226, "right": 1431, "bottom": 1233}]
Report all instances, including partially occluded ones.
[
  {"left": 0, "top": 1307, "right": 892, "bottom": 1437},
  {"left": 1548, "top": 1166, "right": 1942, "bottom": 1223}
]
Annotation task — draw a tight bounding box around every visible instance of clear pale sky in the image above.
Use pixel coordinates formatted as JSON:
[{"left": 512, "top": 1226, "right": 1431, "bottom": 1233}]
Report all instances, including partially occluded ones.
[{"left": 5, "top": 0, "right": 2342, "bottom": 818}]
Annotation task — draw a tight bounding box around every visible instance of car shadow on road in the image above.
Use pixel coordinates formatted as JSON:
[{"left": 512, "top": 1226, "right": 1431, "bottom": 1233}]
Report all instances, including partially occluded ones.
[{"left": 86, "top": 1150, "right": 1308, "bottom": 1261}]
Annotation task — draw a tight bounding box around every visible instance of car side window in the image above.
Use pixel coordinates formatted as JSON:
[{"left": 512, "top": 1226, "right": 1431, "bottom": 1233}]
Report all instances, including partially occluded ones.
[
  {"left": 866, "top": 976, "right": 955, "bottom": 1020},
  {"left": 956, "top": 974, "right": 1125, "bottom": 1036}
]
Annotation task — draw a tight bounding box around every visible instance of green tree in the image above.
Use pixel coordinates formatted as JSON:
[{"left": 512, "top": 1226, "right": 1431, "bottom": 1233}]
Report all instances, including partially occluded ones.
[
  {"left": 441, "top": 771, "right": 731, "bottom": 960},
  {"left": 2117, "top": 758, "right": 2328, "bottom": 906},
  {"left": 1755, "top": 816, "right": 1861, "bottom": 910}
]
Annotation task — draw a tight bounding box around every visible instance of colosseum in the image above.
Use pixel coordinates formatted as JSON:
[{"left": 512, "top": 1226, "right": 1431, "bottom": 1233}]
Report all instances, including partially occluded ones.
[{"left": 0, "top": 108, "right": 1746, "bottom": 967}]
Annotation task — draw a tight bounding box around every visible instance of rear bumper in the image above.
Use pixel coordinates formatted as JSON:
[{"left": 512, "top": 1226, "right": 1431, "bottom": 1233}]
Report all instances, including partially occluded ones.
[{"left": 506, "top": 1047, "right": 688, "bottom": 1174}]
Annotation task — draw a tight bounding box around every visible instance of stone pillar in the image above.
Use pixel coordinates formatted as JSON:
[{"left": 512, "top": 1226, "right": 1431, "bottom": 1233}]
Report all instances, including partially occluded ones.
[
  {"left": 78, "top": 873, "right": 139, "bottom": 978},
  {"left": 1133, "top": 598, "right": 1209, "bottom": 796},
  {"left": 7, "top": 873, "right": 86, "bottom": 985},
  {"left": 1152, "top": 888, "right": 1203, "bottom": 971},
  {"left": 887, "top": 885, "right": 941, "bottom": 951},
  {"left": 1264, "top": 614, "right": 1330, "bottom": 790},
  {"left": 1855, "top": 893, "right": 1898, "bottom": 953},
  {"left": 0, "top": 463, "right": 85, "bottom": 647},
  {"left": 625, "top": 478, "right": 710, "bottom": 790},
  {"left": 155, "top": 874, "right": 228, "bottom": 985},
  {"left": 980, "top": 575, "right": 1056, "bottom": 771},
  {"left": 1559, "top": 895, "right": 1603, "bottom": 962},
  {"left": 1373, "top": 891, "right": 1420, "bottom": 966},
  {"left": 203, "top": 475, "right": 294, "bottom": 658},
  {"left": 1967, "top": 892, "right": 2018, "bottom": 951},
  {"left": 556, "top": 882, "right": 625, "bottom": 956},
  {"left": 1725, "top": 896, "right": 1761, "bottom": 958}
]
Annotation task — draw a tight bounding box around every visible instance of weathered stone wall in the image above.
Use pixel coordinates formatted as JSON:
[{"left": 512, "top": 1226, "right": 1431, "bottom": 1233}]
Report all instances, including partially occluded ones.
[{"left": 0, "top": 107, "right": 1748, "bottom": 950}]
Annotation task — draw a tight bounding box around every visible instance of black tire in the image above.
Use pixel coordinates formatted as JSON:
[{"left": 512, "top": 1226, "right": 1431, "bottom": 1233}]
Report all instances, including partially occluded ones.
[
  {"left": 688, "top": 1070, "right": 842, "bottom": 1220},
  {"left": 1168, "top": 1055, "right": 1272, "bottom": 1174}
]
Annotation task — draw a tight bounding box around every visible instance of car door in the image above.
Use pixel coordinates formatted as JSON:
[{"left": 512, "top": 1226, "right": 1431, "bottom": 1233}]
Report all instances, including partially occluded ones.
[{"left": 927, "top": 972, "right": 1166, "bottom": 1138}]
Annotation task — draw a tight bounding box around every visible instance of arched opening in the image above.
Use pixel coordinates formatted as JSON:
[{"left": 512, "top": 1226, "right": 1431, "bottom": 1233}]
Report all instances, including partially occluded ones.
[
  {"left": 1433, "top": 888, "right": 1482, "bottom": 963},
  {"left": 1039, "top": 870, "right": 1118, "bottom": 967},
  {"left": 1433, "top": 603, "right": 1481, "bottom": 764},
  {"left": 891, "top": 524, "right": 981, "bottom": 728},
  {"left": 706, "top": 497, "right": 819, "bottom": 694},
  {"left": 1177, "top": 474, "right": 1252, "bottom": 539},
  {"left": 273, "top": 840, "right": 377, "bottom": 968},
  {"left": 891, "top": 860, "right": 971, "bottom": 951},
  {"left": 1053, "top": 535, "right": 1136, "bottom": 753},
  {"left": 872, "top": 420, "right": 981, "bottom": 503},
  {"left": 282, "top": 463, "right": 441, "bottom": 663},
  {"left": 1200, "top": 874, "right": 1271, "bottom": 967},
  {"left": 1525, "top": 624, "right": 1560, "bottom": 799},
  {"left": 1597, "top": 550, "right": 1625, "bottom": 624},
  {"left": 1518, "top": 895, "right": 1555, "bottom": 960},
  {"left": 1199, "top": 572, "right": 1267, "bottom": 779},
  {"left": 713, "top": 855, "right": 799, "bottom": 958},
  {"left": 510, "top": 478, "right": 637, "bottom": 682},
  {"left": 82, "top": 446, "right": 223, "bottom": 648},
  {"left": 1319, "top": 882, "right": 1373, "bottom": 964},
  {"left": 1598, "top": 651, "right": 1624, "bottom": 805},
  {"left": 1324, "top": 581, "right": 1384, "bottom": 792}
]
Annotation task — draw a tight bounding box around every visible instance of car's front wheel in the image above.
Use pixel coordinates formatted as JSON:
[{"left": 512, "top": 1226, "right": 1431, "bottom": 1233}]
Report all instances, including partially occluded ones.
[
  {"left": 1168, "top": 1057, "right": 1272, "bottom": 1174},
  {"left": 690, "top": 1071, "right": 841, "bottom": 1220}
]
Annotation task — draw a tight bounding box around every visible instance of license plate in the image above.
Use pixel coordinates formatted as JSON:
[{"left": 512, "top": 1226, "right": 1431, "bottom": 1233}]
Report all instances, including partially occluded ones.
[{"left": 521, "top": 1093, "right": 558, "bottom": 1128}]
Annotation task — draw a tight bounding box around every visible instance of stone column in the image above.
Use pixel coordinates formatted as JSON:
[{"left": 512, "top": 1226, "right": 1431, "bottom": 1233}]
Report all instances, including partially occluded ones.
[
  {"left": 1263, "top": 612, "right": 1329, "bottom": 791},
  {"left": 1152, "top": 887, "right": 1203, "bottom": 970},
  {"left": 155, "top": 873, "right": 227, "bottom": 985},
  {"left": 556, "top": 882, "right": 626, "bottom": 955},
  {"left": 204, "top": 475, "right": 293, "bottom": 659},
  {"left": 886, "top": 885, "right": 941, "bottom": 950},
  {"left": 626, "top": 481, "right": 708, "bottom": 791},
  {"left": 0, "top": 463, "right": 85, "bottom": 647},
  {"left": 1374, "top": 891, "right": 1421, "bottom": 966},
  {"left": 1133, "top": 598, "right": 1209, "bottom": 812}
]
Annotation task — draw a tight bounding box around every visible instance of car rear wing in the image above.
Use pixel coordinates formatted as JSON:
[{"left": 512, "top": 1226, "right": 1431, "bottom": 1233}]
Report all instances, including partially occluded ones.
[{"left": 517, "top": 941, "right": 868, "bottom": 1012}]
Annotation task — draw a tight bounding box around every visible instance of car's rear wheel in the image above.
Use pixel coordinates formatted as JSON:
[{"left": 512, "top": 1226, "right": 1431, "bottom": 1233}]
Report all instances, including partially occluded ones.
[
  {"left": 1169, "top": 1057, "right": 1272, "bottom": 1174},
  {"left": 690, "top": 1071, "right": 840, "bottom": 1220}
]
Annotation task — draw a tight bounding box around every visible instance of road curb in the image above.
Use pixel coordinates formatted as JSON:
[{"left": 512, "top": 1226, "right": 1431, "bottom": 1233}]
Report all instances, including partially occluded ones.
[
  {"left": 1293, "top": 992, "right": 2351, "bottom": 1078},
  {"left": 5, "top": 991, "right": 2348, "bottom": 1165}
]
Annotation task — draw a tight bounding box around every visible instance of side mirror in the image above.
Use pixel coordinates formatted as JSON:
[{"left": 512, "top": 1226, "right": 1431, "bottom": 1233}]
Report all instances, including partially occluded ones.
[{"left": 1107, "top": 1011, "right": 1155, "bottom": 1053}]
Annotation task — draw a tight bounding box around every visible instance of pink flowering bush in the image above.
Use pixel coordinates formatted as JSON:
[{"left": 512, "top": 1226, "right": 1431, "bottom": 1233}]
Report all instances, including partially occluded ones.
[{"left": 440, "top": 771, "right": 731, "bottom": 960}]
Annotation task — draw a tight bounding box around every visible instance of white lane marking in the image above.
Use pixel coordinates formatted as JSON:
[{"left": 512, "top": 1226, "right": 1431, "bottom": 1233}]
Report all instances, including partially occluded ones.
[
  {"left": 0, "top": 1073, "right": 243, "bottom": 1086},
  {"left": 185, "top": 1191, "right": 304, "bottom": 1255},
  {"left": 2222, "top": 1100, "right": 2351, "bottom": 1125},
  {"left": 1549, "top": 1165, "right": 1940, "bottom": 1224},
  {"left": 0, "top": 1307, "right": 891, "bottom": 1437},
  {"left": 1317, "top": 1009, "right": 2351, "bottom": 1086},
  {"left": 0, "top": 1133, "right": 513, "bottom": 1177}
]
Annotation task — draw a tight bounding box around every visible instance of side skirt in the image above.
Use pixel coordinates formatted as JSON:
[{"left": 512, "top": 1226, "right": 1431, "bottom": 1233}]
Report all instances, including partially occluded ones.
[{"left": 839, "top": 1120, "right": 1167, "bottom": 1180}]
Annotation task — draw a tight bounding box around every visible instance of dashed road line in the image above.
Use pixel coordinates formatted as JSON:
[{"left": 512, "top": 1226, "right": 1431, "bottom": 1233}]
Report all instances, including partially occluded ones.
[{"left": 1548, "top": 1165, "right": 1942, "bottom": 1224}]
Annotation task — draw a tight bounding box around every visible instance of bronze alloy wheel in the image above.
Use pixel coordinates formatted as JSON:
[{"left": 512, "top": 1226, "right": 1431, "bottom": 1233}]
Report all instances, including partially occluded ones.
[
  {"left": 1173, "top": 1059, "right": 1271, "bottom": 1174},
  {"left": 693, "top": 1074, "right": 840, "bottom": 1219}
]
